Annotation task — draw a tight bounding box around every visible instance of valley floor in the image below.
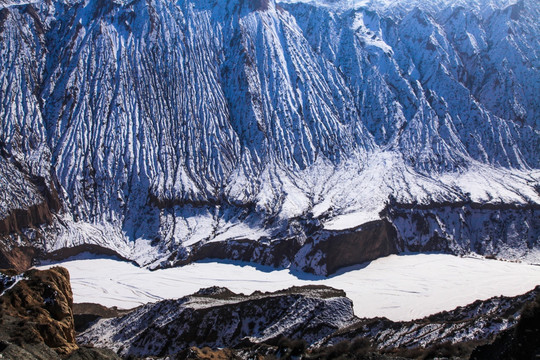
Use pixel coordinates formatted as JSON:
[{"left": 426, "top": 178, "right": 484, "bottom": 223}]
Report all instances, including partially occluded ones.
[{"left": 39, "top": 253, "right": 540, "bottom": 321}]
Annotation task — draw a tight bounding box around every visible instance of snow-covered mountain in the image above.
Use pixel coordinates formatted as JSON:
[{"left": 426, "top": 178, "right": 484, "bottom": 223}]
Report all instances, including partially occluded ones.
[{"left": 0, "top": 0, "right": 538, "bottom": 272}]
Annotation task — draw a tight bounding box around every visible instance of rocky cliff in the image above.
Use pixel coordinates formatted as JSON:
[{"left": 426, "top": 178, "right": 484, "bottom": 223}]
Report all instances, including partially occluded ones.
[
  {"left": 0, "top": 267, "right": 77, "bottom": 355},
  {"left": 0, "top": 266, "right": 121, "bottom": 359}
]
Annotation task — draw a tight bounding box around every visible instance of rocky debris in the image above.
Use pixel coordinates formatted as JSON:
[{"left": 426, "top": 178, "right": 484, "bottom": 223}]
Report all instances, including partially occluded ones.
[
  {"left": 182, "top": 341, "right": 407, "bottom": 359},
  {"left": 64, "top": 346, "right": 122, "bottom": 360},
  {"left": 0, "top": 267, "right": 77, "bottom": 355},
  {"left": 0, "top": 340, "right": 63, "bottom": 360},
  {"left": 179, "top": 346, "right": 239, "bottom": 360},
  {"left": 0, "top": 342, "right": 121, "bottom": 360},
  {"left": 78, "top": 285, "right": 357, "bottom": 358}
]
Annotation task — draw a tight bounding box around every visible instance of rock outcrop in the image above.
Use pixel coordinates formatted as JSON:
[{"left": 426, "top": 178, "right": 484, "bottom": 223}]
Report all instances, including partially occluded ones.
[
  {"left": 0, "top": 267, "right": 122, "bottom": 359},
  {"left": 0, "top": 267, "right": 77, "bottom": 355},
  {"left": 297, "top": 220, "right": 399, "bottom": 275},
  {"left": 175, "top": 219, "right": 399, "bottom": 276}
]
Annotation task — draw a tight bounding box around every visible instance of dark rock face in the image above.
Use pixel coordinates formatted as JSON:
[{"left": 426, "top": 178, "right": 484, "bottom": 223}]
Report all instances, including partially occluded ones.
[{"left": 298, "top": 220, "right": 398, "bottom": 275}]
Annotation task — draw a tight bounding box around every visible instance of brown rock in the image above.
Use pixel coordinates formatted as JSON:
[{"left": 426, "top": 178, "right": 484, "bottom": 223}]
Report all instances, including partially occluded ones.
[
  {"left": 0, "top": 202, "right": 53, "bottom": 236},
  {"left": 0, "top": 267, "right": 78, "bottom": 355},
  {"left": 184, "top": 346, "right": 238, "bottom": 360},
  {"left": 0, "top": 245, "right": 38, "bottom": 273}
]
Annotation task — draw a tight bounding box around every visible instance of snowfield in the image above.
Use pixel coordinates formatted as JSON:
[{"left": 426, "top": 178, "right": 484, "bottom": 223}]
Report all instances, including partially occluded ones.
[{"left": 39, "top": 254, "right": 540, "bottom": 321}]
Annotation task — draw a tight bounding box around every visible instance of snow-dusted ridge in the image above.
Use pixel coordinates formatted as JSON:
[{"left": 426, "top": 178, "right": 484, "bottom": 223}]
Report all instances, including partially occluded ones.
[
  {"left": 278, "top": 0, "right": 520, "bottom": 14},
  {"left": 0, "top": 0, "right": 539, "bottom": 272},
  {"left": 75, "top": 281, "right": 540, "bottom": 357}
]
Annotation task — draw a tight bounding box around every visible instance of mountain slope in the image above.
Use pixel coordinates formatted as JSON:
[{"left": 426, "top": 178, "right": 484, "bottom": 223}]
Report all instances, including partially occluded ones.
[
  {"left": 0, "top": 0, "right": 538, "bottom": 272},
  {"left": 78, "top": 285, "right": 356, "bottom": 357},
  {"left": 77, "top": 284, "right": 540, "bottom": 358}
]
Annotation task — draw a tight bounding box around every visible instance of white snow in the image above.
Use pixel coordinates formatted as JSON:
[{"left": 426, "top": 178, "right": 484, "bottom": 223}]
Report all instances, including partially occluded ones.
[
  {"left": 323, "top": 210, "right": 381, "bottom": 230},
  {"left": 38, "top": 253, "right": 540, "bottom": 321},
  {"left": 0, "top": 274, "right": 26, "bottom": 297}
]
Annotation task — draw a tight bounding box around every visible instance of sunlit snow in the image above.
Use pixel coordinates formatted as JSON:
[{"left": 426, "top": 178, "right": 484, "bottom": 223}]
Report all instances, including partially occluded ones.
[{"left": 39, "top": 253, "right": 540, "bottom": 321}]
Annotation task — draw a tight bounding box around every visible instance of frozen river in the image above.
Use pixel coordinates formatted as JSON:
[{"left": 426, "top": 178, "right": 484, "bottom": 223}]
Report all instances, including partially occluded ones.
[{"left": 39, "top": 253, "right": 540, "bottom": 321}]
